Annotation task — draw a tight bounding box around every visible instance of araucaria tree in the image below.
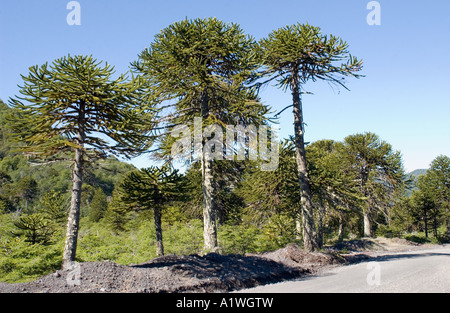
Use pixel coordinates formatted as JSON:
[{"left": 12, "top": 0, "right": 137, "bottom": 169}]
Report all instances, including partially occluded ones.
[
  {"left": 133, "top": 18, "right": 269, "bottom": 251},
  {"left": 117, "top": 166, "right": 186, "bottom": 257},
  {"left": 413, "top": 155, "right": 450, "bottom": 240},
  {"left": 259, "top": 23, "right": 363, "bottom": 251},
  {"left": 428, "top": 156, "right": 450, "bottom": 241},
  {"left": 9, "top": 55, "right": 151, "bottom": 268},
  {"left": 343, "top": 132, "right": 404, "bottom": 237}
]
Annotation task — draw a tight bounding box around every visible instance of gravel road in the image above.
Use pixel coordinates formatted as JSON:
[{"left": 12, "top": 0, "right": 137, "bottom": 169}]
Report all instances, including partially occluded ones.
[{"left": 238, "top": 245, "right": 450, "bottom": 293}]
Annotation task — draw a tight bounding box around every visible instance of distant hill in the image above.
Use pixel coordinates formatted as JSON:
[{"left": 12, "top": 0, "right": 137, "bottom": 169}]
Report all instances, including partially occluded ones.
[
  {"left": 407, "top": 169, "right": 428, "bottom": 180},
  {"left": 404, "top": 169, "right": 428, "bottom": 194}
]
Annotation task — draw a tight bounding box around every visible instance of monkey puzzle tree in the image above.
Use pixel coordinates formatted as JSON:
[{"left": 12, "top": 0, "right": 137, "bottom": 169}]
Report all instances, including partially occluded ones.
[
  {"left": 343, "top": 132, "right": 404, "bottom": 237},
  {"left": 9, "top": 55, "right": 152, "bottom": 268},
  {"left": 414, "top": 155, "right": 450, "bottom": 240},
  {"left": 132, "top": 18, "right": 269, "bottom": 251},
  {"left": 259, "top": 23, "right": 363, "bottom": 251},
  {"left": 306, "top": 140, "right": 361, "bottom": 246},
  {"left": 238, "top": 140, "right": 300, "bottom": 245},
  {"left": 428, "top": 155, "right": 450, "bottom": 241},
  {"left": 117, "top": 166, "right": 186, "bottom": 257}
]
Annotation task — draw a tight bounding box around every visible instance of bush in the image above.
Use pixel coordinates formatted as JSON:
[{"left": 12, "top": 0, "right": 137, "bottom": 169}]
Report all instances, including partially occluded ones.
[
  {"left": 164, "top": 220, "right": 204, "bottom": 255},
  {"left": 375, "top": 225, "right": 402, "bottom": 238},
  {"left": 218, "top": 224, "right": 260, "bottom": 254},
  {"left": 0, "top": 237, "right": 63, "bottom": 283}
]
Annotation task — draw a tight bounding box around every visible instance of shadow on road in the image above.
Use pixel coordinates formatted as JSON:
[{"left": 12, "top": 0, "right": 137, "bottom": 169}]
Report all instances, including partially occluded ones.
[{"left": 371, "top": 251, "right": 450, "bottom": 263}]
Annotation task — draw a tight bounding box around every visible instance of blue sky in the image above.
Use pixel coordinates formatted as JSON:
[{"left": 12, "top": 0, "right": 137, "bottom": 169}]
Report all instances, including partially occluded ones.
[{"left": 0, "top": 0, "right": 449, "bottom": 172}]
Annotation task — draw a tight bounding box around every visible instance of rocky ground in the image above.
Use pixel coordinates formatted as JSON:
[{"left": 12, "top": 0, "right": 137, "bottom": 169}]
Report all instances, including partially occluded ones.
[{"left": 0, "top": 237, "right": 432, "bottom": 293}]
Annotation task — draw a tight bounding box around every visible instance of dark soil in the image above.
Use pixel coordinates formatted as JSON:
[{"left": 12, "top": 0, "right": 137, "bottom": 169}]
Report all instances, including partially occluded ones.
[
  {"left": 0, "top": 244, "right": 346, "bottom": 293},
  {"left": 0, "top": 238, "right": 424, "bottom": 293}
]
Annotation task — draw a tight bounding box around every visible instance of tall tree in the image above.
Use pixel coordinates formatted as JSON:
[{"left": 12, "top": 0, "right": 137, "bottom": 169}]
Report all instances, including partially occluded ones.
[
  {"left": 414, "top": 155, "right": 450, "bottom": 240},
  {"left": 259, "top": 23, "right": 363, "bottom": 251},
  {"left": 306, "top": 140, "right": 361, "bottom": 246},
  {"left": 118, "top": 166, "right": 186, "bottom": 257},
  {"left": 412, "top": 178, "right": 437, "bottom": 238},
  {"left": 238, "top": 140, "right": 299, "bottom": 229},
  {"left": 132, "top": 18, "right": 269, "bottom": 251},
  {"left": 428, "top": 155, "right": 450, "bottom": 241},
  {"left": 9, "top": 55, "right": 152, "bottom": 268},
  {"left": 343, "top": 132, "right": 404, "bottom": 237}
]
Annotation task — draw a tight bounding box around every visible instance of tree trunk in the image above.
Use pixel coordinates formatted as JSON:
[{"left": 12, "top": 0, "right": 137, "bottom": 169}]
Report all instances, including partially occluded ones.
[
  {"left": 317, "top": 210, "right": 324, "bottom": 248},
  {"left": 202, "top": 153, "right": 217, "bottom": 251},
  {"left": 363, "top": 208, "right": 372, "bottom": 237},
  {"left": 446, "top": 205, "right": 450, "bottom": 242},
  {"left": 446, "top": 215, "right": 450, "bottom": 242},
  {"left": 338, "top": 212, "right": 345, "bottom": 242},
  {"left": 423, "top": 207, "right": 428, "bottom": 238},
  {"left": 201, "top": 87, "right": 218, "bottom": 252},
  {"left": 63, "top": 146, "right": 84, "bottom": 269},
  {"left": 433, "top": 213, "right": 438, "bottom": 239},
  {"left": 295, "top": 211, "right": 302, "bottom": 240},
  {"left": 361, "top": 179, "right": 373, "bottom": 238},
  {"left": 63, "top": 102, "right": 85, "bottom": 269},
  {"left": 317, "top": 195, "right": 326, "bottom": 248},
  {"left": 154, "top": 206, "right": 164, "bottom": 257},
  {"left": 291, "top": 70, "right": 318, "bottom": 252}
]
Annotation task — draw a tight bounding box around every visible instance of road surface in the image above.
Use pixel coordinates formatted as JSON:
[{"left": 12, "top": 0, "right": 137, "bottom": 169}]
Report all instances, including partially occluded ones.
[{"left": 237, "top": 245, "right": 450, "bottom": 293}]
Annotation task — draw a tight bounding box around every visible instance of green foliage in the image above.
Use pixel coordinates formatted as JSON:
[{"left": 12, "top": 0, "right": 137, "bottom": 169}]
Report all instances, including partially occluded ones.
[
  {"left": 0, "top": 238, "right": 63, "bottom": 283},
  {"left": 218, "top": 224, "right": 260, "bottom": 254},
  {"left": 343, "top": 132, "right": 406, "bottom": 235},
  {"left": 8, "top": 55, "right": 152, "bottom": 159},
  {"left": 118, "top": 166, "right": 187, "bottom": 210},
  {"left": 259, "top": 22, "right": 363, "bottom": 91},
  {"left": 11, "top": 190, "right": 68, "bottom": 245},
  {"left": 88, "top": 187, "right": 108, "bottom": 222},
  {"left": 163, "top": 220, "right": 204, "bottom": 256},
  {"left": 13, "top": 213, "right": 54, "bottom": 245},
  {"left": 104, "top": 190, "right": 131, "bottom": 233},
  {"left": 0, "top": 19, "right": 449, "bottom": 283},
  {"left": 238, "top": 140, "right": 299, "bottom": 226},
  {"left": 133, "top": 17, "right": 270, "bottom": 161},
  {"left": 403, "top": 155, "right": 450, "bottom": 241},
  {"left": 0, "top": 212, "right": 63, "bottom": 282}
]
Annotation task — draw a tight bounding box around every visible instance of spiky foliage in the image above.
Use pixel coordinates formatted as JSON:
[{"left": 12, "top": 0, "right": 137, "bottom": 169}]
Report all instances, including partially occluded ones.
[
  {"left": 259, "top": 23, "right": 363, "bottom": 90},
  {"left": 412, "top": 155, "right": 450, "bottom": 240},
  {"left": 259, "top": 23, "right": 363, "bottom": 251},
  {"left": 8, "top": 54, "right": 154, "bottom": 268},
  {"left": 306, "top": 140, "right": 362, "bottom": 245},
  {"left": 343, "top": 132, "right": 405, "bottom": 237},
  {"left": 238, "top": 140, "right": 299, "bottom": 225},
  {"left": 13, "top": 213, "right": 53, "bottom": 245},
  {"left": 8, "top": 55, "right": 152, "bottom": 160},
  {"left": 117, "top": 166, "right": 186, "bottom": 256},
  {"left": 132, "top": 18, "right": 270, "bottom": 250}
]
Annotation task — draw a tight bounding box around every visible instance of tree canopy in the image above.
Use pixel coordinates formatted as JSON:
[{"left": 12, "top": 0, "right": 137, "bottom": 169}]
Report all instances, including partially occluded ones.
[
  {"left": 259, "top": 22, "right": 363, "bottom": 251},
  {"left": 0, "top": 19, "right": 448, "bottom": 284},
  {"left": 133, "top": 17, "right": 270, "bottom": 251},
  {"left": 8, "top": 55, "right": 153, "bottom": 268}
]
